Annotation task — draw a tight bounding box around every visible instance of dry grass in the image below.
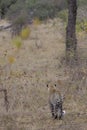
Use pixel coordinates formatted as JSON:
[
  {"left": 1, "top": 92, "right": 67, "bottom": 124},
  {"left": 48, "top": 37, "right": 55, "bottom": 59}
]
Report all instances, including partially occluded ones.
[{"left": 0, "top": 18, "right": 87, "bottom": 130}]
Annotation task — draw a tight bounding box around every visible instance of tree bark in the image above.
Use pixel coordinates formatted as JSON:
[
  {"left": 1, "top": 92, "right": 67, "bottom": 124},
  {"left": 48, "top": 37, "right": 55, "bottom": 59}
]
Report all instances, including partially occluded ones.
[{"left": 66, "top": 0, "right": 77, "bottom": 64}]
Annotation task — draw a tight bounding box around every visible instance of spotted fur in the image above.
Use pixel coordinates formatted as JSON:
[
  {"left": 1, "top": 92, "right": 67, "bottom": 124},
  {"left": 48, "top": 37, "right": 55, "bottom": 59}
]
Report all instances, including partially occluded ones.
[{"left": 47, "top": 83, "right": 63, "bottom": 119}]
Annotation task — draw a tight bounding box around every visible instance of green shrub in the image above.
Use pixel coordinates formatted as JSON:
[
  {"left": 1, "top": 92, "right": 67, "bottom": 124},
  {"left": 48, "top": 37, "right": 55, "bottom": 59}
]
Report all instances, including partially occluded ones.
[
  {"left": 20, "top": 27, "right": 31, "bottom": 39},
  {"left": 83, "top": 20, "right": 87, "bottom": 32},
  {"left": 7, "top": 0, "right": 67, "bottom": 22},
  {"left": 33, "top": 18, "right": 41, "bottom": 26},
  {"left": 11, "top": 11, "right": 29, "bottom": 36},
  {"left": 58, "top": 10, "right": 68, "bottom": 22},
  {"left": 78, "top": 0, "right": 87, "bottom": 6},
  {"left": 76, "top": 21, "right": 83, "bottom": 32},
  {"left": 12, "top": 36, "right": 22, "bottom": 49},
  {"left": 8, "top": 56, "right": 15, "bottom": 64},
  {"left": 7, "top": 1, "right": 29, "bottom": 36},
  {"left": 76, "top": 19, "right": 87, "bottom": 32}
]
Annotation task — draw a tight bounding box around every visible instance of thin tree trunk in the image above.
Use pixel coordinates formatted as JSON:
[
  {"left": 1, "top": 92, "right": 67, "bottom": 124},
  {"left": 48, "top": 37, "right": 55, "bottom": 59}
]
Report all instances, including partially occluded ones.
[{"left": 66, "top": 0, "right": 77, "bottom": 64}]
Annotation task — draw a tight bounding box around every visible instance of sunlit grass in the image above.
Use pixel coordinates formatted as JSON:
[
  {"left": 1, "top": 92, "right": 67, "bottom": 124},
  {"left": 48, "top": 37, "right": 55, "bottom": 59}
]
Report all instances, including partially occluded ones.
[
  {"left": 10, "top": 70, "right": 23, "bottom": 77},
  {"left": 83, "top": 20, "right": 87, "bottom": 32},
  {"left": 33, "top": 18, "right": 41, "bottom": 26},
  {"left": 12, "top": 36, "right": 22, "bottom": 49},
  {"left": 58, "top": 10, "right": 68, "bottom": 23},
  {"left": 8, "top": 56, "right": 15, "bottom": 64},
  {"left": 20, "top": 27, "right": 31, "bottom": 39},
  {"left": 76, "top": 19, "right": 87, "bottom": 33}
]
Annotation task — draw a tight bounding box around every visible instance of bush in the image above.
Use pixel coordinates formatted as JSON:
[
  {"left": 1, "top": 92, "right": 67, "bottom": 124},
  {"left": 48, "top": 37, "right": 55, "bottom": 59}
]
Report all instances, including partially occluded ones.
[
  {"left": 12, "top": 36, "right": 22, "bottom": 49},
  {"left": 78, "top": 0, "right": 87, "bottom": 6},
  {"left": 33, "top": 2, "right": 57, "bottom": 20},
  {"left": 27, "top": 0, "right": 67, "bottom": 20},
  {"left": 20, "top": 27, "right": 31, "bottom": 40},
  {"left": 10, "top": 10, "right": 29, "bottom": 36},
  {"left": 76, "top": 19, "right": 87, "bottom": 32},
  {"left": 83, "top": 20, "right": 87, "bottom": 32},
  {"left": 8, "top": 56, "right": 15, "bottom": 64},
  {"left": 7, "top": 1, "right": 29, "bottom": 36},
  {"left": 6, "top": 0, "right": 68, "bottom": 36},
  {"left": 7, "top": 0, "right": 67, "bottom": 22},
  {"left": 0, "top": 0, "right": 17, "bottom": 18},
  {"left": 33, "top": 18, "right": 41, "bottom": 26},
  {"left": 58, "top": 10, "right": 68, "bottom": 22}
]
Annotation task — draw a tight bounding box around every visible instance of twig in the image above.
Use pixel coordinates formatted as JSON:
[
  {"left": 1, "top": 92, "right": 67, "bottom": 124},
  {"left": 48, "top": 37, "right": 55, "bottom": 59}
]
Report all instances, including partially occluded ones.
[{"left": 0, "top": 89, "right": 9, "bottom": 112}]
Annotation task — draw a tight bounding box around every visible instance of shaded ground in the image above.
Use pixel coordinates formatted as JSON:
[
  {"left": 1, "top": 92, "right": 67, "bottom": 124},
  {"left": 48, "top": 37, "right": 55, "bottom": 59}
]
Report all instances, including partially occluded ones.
[{"left": 0, "top": 18, "right": 87, "bottom": 130}]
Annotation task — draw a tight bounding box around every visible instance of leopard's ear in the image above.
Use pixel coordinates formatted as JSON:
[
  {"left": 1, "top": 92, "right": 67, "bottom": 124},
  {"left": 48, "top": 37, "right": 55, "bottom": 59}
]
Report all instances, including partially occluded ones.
[
  {"left": 54, "top": 84, "right": 56, "bottom": 87},
  {"left": 47, "top": 84, "right": 48, "bottom": 87}
]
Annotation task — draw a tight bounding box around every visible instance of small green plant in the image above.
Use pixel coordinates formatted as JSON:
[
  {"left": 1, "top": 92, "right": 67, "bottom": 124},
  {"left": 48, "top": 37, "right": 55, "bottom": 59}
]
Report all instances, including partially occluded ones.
[
  {"left": 8, "top": 56, "right": 15, "bottom": 64},
  {"left": 78, "top": 0, "right": 87, "bottom": 6},
  {"left": 76, "top": 19, "right": 87, "bottom": 33},
  {"left": 12, "top": 36, "right": 22, "bottom": 49},
  {"left": 83, "top": 20, "right": 87, "bottom": 32},
  {"left": 58, "top": 10, "right": 68, "bottom": 22},
  {"left": 20, "top": 27, "right": 31, "bottom": 39},
  {"left": 76, "top": 21, "right": 83, "bottom": 33},
  {"left": 33, "top": 18, "right": 41, "bottom": 26}
]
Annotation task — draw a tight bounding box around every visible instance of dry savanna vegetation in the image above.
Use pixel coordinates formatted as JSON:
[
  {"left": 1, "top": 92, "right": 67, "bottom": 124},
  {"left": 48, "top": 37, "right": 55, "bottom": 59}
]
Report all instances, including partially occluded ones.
[{"left": 0, "top": 9, "right": 87, "bottom": 130}]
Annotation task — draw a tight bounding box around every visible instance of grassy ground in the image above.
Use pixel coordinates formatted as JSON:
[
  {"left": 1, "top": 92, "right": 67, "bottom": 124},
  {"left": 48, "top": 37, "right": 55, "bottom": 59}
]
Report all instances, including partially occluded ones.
[{"left": 0, "top": 18, "right": 87, "bottom": 130}]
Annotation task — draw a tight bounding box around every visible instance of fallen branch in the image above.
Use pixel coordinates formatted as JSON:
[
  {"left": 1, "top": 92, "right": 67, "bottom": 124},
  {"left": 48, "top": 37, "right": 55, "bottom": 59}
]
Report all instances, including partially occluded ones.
[{"left": 0, "top": 24, "right": 12, "bottom": 31}]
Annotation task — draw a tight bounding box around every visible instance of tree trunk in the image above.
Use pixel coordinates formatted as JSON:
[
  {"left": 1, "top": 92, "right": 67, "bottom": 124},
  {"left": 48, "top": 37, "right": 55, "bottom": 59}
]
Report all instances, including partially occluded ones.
[{"left": 66, "top": 0, "right": 77, "bottom": 64}]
